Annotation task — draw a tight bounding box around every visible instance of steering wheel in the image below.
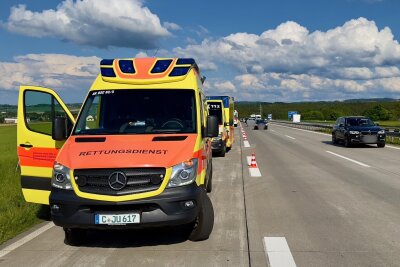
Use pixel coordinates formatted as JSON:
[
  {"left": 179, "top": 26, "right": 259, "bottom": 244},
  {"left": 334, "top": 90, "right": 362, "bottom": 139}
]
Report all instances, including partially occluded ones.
[
  {"left": 161, "top": 118, "right": 184, "bottom": 128},
  {"left": 119, "top": 121, "right": 135, "bottom": 133}
]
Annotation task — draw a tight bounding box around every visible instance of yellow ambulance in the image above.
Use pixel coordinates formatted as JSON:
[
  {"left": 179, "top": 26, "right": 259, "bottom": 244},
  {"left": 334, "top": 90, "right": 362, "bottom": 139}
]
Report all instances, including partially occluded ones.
[{"left": 17, "top": 58, "right": 218, "bottom": 244}]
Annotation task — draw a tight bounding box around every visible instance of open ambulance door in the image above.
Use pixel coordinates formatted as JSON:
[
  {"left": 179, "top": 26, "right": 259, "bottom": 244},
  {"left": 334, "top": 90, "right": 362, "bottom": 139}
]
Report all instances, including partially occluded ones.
[{"left": 17, "top": 86, "right": 75, "bottom": 204}]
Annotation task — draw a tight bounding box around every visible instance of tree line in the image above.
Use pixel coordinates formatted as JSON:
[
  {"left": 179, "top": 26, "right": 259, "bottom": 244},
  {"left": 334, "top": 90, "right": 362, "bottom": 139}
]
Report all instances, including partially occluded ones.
[{"left": 236, "top": 100, "right": 400, "bottom": 122}]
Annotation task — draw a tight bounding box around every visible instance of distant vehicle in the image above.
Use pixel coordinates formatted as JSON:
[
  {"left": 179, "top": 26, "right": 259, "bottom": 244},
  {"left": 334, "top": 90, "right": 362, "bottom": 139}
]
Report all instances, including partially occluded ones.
[
  {"left": 233, "top": 110, "right": 239, "bottom": 127},
  {"left": 254, "top": 119, "right": 268, "bottom": 130},
  {"left": 332, "top": 116, "right": 386, "bottom": 147}
]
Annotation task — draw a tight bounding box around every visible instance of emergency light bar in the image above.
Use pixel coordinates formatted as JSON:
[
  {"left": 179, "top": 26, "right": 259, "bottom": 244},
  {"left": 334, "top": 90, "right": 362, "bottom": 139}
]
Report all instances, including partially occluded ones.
[{"left": 100, "top": 58, "right": 201, "bottom": 84}]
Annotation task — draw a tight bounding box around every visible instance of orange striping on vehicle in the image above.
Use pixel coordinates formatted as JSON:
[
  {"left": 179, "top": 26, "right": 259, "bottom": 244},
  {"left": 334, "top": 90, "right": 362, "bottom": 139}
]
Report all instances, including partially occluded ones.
[
  {"left": 193, "top": 148, "right": 205, "bottom": 174},
  {"left": 17, "top": 147, "right": 58, "bottom": 168}
]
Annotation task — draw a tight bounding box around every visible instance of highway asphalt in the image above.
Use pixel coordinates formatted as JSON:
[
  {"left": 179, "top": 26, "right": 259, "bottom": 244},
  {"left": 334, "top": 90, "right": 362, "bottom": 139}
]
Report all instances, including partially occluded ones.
[
  {"left": 1, "top": 123, "right": 400, "bottom": 266},
  {"left": 244, "top": 122, "right": 400, "bottom": 267}
]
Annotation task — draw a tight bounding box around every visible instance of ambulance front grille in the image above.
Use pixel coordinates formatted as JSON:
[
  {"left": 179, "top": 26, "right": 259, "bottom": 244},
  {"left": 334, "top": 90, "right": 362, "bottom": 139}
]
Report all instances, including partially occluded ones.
[{"left": 73, "top": 168, "right": 166, "bottom": 196}]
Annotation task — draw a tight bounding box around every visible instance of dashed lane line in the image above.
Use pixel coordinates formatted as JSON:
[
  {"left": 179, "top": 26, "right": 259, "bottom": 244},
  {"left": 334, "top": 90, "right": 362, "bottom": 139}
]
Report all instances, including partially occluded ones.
[
  {"left": 326, "top": 151, "right": 371, "bottom": 168},
  {"left": 285, "top": 135, "right": 296, "bottom": 140},
  {"left": 246, "top": 156, "right": 262, "bottom": 177},
  {"left": 263, "top": 237, "right": 297, "bottom": 267}
]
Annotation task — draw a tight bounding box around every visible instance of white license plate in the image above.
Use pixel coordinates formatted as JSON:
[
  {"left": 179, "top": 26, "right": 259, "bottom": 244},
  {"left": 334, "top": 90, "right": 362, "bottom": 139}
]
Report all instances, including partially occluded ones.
[{"left": 95, "top": 213, "right": 140, "bottom": 225}]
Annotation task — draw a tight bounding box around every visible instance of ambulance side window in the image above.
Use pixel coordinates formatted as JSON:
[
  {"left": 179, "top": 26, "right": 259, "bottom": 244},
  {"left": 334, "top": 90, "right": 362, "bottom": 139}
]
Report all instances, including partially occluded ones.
[
  {"left": 199, "top": 93, "right": 205, "bottom": 135},
  {"left": 85, "top": 97, "right": 100, "bottom": 129},
  {"left": 24, "top": 90, "right": 70, "bottom": 136},
  {"left": 24, "top": 91, "right": 53, "bottom": 135}
]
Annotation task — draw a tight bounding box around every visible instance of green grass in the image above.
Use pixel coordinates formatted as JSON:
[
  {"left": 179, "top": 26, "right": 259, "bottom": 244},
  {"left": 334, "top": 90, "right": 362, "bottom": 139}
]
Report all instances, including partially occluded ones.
[{"left": 0, "top": 125, "right": 49, "bottom": 245}]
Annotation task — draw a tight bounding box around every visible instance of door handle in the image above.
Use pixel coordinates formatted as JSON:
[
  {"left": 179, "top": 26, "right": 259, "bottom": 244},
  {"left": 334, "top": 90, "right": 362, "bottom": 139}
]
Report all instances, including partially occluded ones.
[{"left": 20, "top": 143, "right": 33, "bottom": 148}]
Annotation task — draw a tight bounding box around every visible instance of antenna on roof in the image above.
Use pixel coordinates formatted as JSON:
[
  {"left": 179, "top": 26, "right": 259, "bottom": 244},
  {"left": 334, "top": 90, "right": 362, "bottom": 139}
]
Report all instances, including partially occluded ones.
[{"left": 153, "top": 48, "right": 159, "bottom": 57}]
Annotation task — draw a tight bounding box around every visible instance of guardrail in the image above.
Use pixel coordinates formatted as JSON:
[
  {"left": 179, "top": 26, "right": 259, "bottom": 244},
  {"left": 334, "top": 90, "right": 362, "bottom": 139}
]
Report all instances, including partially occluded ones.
[{"left": 270, "top": 120, "right": 400, "bottom": 139}]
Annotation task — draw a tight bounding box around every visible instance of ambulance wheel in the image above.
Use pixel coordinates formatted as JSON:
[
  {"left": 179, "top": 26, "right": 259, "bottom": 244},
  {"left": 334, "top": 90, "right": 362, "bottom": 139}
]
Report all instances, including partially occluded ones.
[
  {"left": 206, "top": 161, "right": 213, "bottom": 193},
  {"left": 219, "top": 142, "right": 226, "bottom": 157},
  {"left": 64, "top": 228, "right": 86, "bottom": 246},
  {"left": 189, "top": 194, "right": 214, "bottom": 241}
]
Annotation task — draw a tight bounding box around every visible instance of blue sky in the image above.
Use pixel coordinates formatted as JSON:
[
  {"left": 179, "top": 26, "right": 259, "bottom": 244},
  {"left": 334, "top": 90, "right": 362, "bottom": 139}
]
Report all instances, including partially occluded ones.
[{"left": 1, "top": 0, "right": 400, "bottom": 104}]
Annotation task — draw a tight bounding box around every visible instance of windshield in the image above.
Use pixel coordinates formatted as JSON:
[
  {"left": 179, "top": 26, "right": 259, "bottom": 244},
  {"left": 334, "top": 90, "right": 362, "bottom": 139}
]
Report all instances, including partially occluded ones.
[
  {"left": 346, "top": 117, "right": 375, "bottom": 127},
  {"left": 74, "top": 89, "right": 197, "bottom": 135},
  {"left": 207, "top": 102, "right": 223, "bottom": 124}
]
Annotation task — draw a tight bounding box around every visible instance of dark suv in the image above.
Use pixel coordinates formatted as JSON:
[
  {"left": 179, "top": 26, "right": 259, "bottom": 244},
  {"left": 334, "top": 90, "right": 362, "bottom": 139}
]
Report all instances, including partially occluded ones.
[{"left": 332, "top": 116, "right": 386, "bottom": 148}]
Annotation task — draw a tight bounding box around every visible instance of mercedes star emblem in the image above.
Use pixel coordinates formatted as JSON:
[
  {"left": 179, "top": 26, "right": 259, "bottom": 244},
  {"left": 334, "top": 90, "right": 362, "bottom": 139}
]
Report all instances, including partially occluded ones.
[{"left": 108, "top": 171, "right": 127, "bottom": 190}]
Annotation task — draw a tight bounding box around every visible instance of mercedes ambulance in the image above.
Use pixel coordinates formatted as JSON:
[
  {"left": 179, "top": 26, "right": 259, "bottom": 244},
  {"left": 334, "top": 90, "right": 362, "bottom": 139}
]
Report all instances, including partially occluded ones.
[
  {"left": 17, "top": 58, "right": 219, "bottom": 245},
  {"left": 206, "top": 99, "right": 229, "bottom": 156}
]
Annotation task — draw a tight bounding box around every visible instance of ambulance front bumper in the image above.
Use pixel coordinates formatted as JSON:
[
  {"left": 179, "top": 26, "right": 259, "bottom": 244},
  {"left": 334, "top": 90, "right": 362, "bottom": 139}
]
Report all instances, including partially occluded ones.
[{"left": 49, "top": 183, "right": 204, "bottom": 229}]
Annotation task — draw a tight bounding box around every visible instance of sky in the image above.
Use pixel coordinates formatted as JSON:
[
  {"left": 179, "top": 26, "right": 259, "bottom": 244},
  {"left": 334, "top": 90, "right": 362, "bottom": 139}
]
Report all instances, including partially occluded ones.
[{"left": 1, "top": 0, "right": 400, "bottom": 104}]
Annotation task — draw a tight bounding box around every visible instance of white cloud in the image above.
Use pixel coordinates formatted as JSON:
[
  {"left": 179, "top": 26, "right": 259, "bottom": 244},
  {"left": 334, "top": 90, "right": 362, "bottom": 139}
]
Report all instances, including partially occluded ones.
[
  {"left": 214, "top": 81, "right": 236, "bottom": 92},
  {"left": 173, "top": 18, "right": 400, "bottom": 101},
  {"left": 163, "top": 22, "right": 181, "bottom": 31},
  {"left": 0, "top": 54, "right": 99, "bottom": 91},
  {"left": 2, "top": 0, "right": 176, "bottom": 49}
]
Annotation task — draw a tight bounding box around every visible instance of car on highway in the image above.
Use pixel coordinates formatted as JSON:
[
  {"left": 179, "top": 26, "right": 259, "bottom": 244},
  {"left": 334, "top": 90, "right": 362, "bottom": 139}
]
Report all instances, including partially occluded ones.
[
  {"left": 332, "top": 116, "right": 386, "bottom": 147},
  {"left": 253, "top": 119, "right": 268, "bottom": 130}
]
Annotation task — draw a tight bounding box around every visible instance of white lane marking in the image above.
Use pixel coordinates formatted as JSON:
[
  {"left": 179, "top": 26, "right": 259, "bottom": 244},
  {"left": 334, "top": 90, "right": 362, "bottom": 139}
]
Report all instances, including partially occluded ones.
[
  {"left": 263, "top": 237, "right": 297, "bottom": 267},
  {"left": 285, "top": 135, "right": 296, "bottom": 140},
  {"left": 270, "top": 129, "right": 276, "bottom": 132},
  {"left": 326, "top": 151, "right": 370, "bottom": 168},
  {"left": 246, "top": 156, "right": 262, "bottom": 177},
  {"left": 247, "top": 156, "right": 251, "bottom": 165},
  {"left": 243, "top": 140, "right": 250, "bottom": 147},
  {"left": 386, "top": 145, "right": 400, "bottom": 150},
  {"left": 249, "top": 168, "right": 262, "bottom": 177},
  {"left": 0, "top": 222, "right": 54, "bottom": 258},
  {"left": 273, "top": 124, "right": 331, "bottom": 136}
]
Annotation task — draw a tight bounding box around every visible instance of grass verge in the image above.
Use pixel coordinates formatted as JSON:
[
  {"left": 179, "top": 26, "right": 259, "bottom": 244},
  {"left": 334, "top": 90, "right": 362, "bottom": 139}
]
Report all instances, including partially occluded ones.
[{"left": 0, "top": 125, "right": 49, "bottom": 245}]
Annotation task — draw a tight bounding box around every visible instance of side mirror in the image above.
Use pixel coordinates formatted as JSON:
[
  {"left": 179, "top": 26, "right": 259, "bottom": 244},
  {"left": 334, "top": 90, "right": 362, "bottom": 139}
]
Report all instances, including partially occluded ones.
[
  {"left": 206, "top": 115, "right": 219, "bottom": 137},
  {"left": 339, "top": 123, "right": 344, "bottom": 127},
  {"left": 52, "top": 117, "right": 68, "bottom": 141},
  {"left": 224, "top": 122, "right": 229, "bottom": 127},
  {"left": 375, "top": 122, "right": 380, "bottom": 126}
]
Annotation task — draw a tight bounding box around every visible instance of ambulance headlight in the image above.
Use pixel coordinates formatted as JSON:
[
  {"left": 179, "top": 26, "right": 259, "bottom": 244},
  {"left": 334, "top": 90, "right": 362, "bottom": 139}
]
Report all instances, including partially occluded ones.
[
  {"left": 167, "top": 158, "right": 198, "bottom": 188},
  {"left": 52, "top": 162, "right": 73, "bottom": 190}
]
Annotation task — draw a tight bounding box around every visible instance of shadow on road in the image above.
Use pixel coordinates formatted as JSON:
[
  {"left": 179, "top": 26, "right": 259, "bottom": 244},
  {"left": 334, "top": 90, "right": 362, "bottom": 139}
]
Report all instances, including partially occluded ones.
[
  {"left": 321, "top": 141, "right": 378, "bottom": 148},
  {"left": 77, "top": 226, "right": 191, "bottom": 248}
]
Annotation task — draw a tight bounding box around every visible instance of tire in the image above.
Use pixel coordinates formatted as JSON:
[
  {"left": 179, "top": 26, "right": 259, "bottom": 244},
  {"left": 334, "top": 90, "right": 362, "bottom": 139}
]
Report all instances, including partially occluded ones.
[
  {"left": 218, "top": 142, "right": 226, "bottom": 157},
  {"left": 377, "top": 142, "right": 385, "bottom": 148},
  {"left": 64, "top": 228, "right": 86, "bottom": 246},
  {"left": 332, "top": 133, "right": 338, "bottom": 144},
  {"left": 188, "top": 193, "right": 214, "bottom": 241},
  {"left": 206, "top": 161, "right": 213, "bottom": 193},
  {"left": 344, "top": 136, "right": 351, "bottom": 147}
]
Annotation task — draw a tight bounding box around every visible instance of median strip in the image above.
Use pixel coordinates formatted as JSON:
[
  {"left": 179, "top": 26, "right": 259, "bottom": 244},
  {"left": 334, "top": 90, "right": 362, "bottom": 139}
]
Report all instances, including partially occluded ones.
[{"left": 326, "top": 151, "right": 370, "bottom": 167}]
